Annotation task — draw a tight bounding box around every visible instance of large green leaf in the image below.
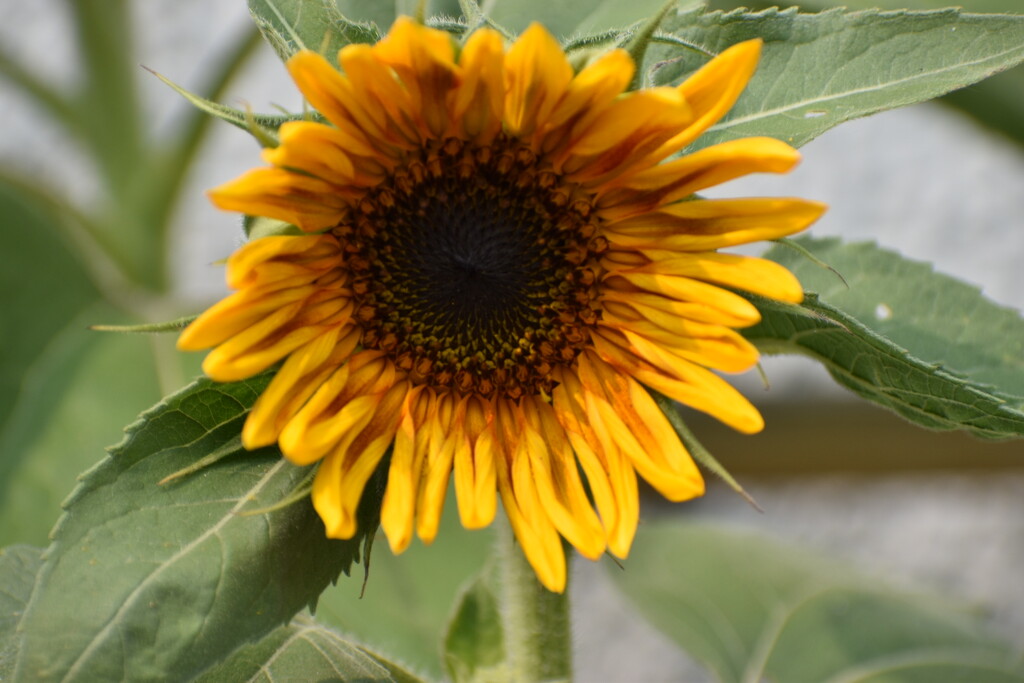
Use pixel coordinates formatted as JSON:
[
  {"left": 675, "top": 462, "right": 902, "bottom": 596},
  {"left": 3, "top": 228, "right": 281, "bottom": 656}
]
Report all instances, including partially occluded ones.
[
  {"left": 652, "top": 7, "right": 1024, "bottom": 151},
  {"left": 195, "top": 614, "right": 424, "bottom": 682},
  {"left": 708, "top": 0, "right": 1024, "bottom": 146},
  {"left": 771, "top": 237, "right": 1024, "bottom": 399},
  {"left": 248, "top": 0, "right": 380, "bottom": 66},
  {"left": 13, "top": 374, "right": 374, "bottom": 682},
  {"left": 613, "top": 522, "right": 1021, "bottom": 683},
  {"left": 0, "top": 183, "right": 101, "bottom": 490},
  {"left": 0, "top": 546, "right": 42, "bottom": 678},
  {"left": 744, "top": 237, "right": 1024, "bottom": 440}
]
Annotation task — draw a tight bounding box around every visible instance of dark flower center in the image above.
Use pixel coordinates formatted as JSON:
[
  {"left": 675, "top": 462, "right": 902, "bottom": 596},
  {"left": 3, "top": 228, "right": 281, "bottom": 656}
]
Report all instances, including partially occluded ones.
[{"left": 336, "top": 136, "right": 606, "bottom": 399}]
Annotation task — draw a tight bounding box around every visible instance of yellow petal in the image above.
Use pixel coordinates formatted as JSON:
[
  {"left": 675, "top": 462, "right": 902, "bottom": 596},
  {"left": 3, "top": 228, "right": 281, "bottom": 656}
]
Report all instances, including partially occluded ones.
[
  {"left": 416, "top": 392, "right": 458, "bottom": 544},
  {"left": 178, "top": 283, "right": 314, "bottom": 352},
  {"left": 547, "top": 49, "right": 634, "bottom": 130},
  {"left": 552, "top": 373, "right": 640, "bottom": 558},
  {"left": 504, "top": 23, "right": 573, "bottom": 138},
  {"left": 382, "top": 386, "right": 434, "bottom": 553},
  {"left": 577, "top": 352, "right": 705, "bottom": 502},
  {"left": 658, "top": 39, "right": 763, "bottom": 155},
  {"left": 201, "top": 295, "right": 351, "bottom": 382},
  {"left": 631, "top": 251, "right": 804, "bottom": 303},
  {"left": 243, "top": 324, "right": 360, "bottom": 449},
  {"left": 563, "top": 88, "right": 691, "bottom": 181},
  {"left": 449, "top": 27, "right": 505, "bottom": 141},
  {"left": 339, "top": 43, "right": 421, "bottom": 146},
  {"left": 603, "top": 197, "right": 827, "bottom": 251},
  {"left": 593, "top": 330, "right": 764, "bottom": 434},
  {"left": 224, "top": 234, "right": 341, "bottom": 290},
  {"left": 208, "top": 166, "right": 349, "bottom": 232},
  {"left": 496, "top": 403, "right": 567, "bottom": 593},
  {"left": 523, "top": 397, "right": 606, "bottom": 560},
  {"left": 453, "top": 396, "right": 497, "bottom": 530},
  {"left": 327, "top": 380, "right": 409, "bottom": 539},
  {"left": 598, "top": 137, "right": 801, "bottom": 220},
  {"left": 287, "top": 51, "right": 396, "bottom": 155},
  {"left": 601, "top": 286, "right": 760, "bottom": 328},
  {"left": 278, "top": 353, "right": 393, "bottom": 464},
  {"left": 311, "top": 381, "right": 406, "bottom": 539},
  {"left": 371, "top": 17, "right": 457, "bottom": 138},
  {"left": 603, "top": 271, "right": 763, "bottom": 326},
  {"left": 602, "top": 305, "right": 759, "bottom": 373}
]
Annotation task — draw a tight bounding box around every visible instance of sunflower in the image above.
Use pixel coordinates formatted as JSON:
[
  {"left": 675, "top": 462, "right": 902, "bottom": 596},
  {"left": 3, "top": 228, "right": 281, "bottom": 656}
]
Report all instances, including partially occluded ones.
[{"left": 178, "top": 17, "right": 824, "bottom": 592}]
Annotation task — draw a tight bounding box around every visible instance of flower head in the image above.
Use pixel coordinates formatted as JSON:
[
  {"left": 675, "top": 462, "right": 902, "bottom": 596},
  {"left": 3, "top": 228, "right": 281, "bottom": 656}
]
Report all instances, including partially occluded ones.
[{"left": 179, "top": 17, "right": 824, "bottom": 592}]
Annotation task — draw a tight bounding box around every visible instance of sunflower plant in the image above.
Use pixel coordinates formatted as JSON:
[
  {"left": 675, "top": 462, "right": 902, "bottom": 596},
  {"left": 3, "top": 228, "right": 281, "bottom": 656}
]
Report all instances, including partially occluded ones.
[{"left": 2, "top": 0, "right": 1023, "bottom": 681}]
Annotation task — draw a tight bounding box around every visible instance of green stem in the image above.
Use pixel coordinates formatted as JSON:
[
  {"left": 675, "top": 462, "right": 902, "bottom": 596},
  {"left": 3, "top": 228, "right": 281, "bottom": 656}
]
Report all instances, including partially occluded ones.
[{"left": 497, "top": 519, "right": 572, "bottom": 683}]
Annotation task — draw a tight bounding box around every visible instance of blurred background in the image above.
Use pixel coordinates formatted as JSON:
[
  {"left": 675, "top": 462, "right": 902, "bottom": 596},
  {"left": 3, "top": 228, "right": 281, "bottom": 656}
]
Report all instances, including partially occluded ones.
[{"left": 1, "top": 1, "right": 1021, "bottom": 680}]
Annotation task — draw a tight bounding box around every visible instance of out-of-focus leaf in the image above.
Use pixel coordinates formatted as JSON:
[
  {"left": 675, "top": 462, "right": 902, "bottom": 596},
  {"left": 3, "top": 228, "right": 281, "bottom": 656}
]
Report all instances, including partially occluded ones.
[
  {"left": 0, "top": 327, "right": 169, "bottom": 547},
  {"left": 444, "top": 565, "right": 505, "bottom": 683},
  {"left": 316, "top": 500, "right": 493, "bottom": 680},
  {"left": 337, "top": 0, "right": 396, "bottom": 32},
  {"left": 249, "top": 0, "right": 379, "bottom": 66},
  {"left": 0, "top": 184, "right": 100, "bottom": 489},
  {"left": 0, "top": 546, "right": 42, "bottom": 678},
  {"left": 613, "top": 522, "right": 1020, "bottom": 683},
  {"left": 652, "top": 7, "right": 1024, "bottom": 151},
  {"left": 744, "top": 238, "right": 1024, "bottom": 440},
  {"left": 194, "top": 614, "right": 424, "bottom": 683},
  {"left": 574, "top": 0, "right": 697, "bottom": 37},
  {"left": 13, "top": 374, "right": 374, "bottom": 682}
]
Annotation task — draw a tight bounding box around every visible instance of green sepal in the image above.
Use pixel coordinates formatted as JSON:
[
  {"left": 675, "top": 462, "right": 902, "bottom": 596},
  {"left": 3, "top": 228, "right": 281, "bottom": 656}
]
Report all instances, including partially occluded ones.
[
  {"left": 89, "top": 315, "right": 198, "bottom": 334},
  {"left": 621, "top": 0, "right": 680, "bottom": 89},
  {"left": 244, "top": 215, "right": 307, "bottom": 239},
  {"left": 147, "top": 66, "right": 301, "bottom": 139}
]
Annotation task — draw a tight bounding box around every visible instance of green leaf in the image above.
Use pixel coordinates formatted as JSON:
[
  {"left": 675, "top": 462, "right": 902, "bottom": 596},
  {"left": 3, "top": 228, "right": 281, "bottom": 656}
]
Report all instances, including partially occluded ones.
[
  {"left": 0, "top": 183, "right": 101, "bottom": 489},
  {"left": 316, "top": 500, "right": 493, "bottom": 680},
  {"left": 653, "top": 7, "right": 1024, "bottom": 151},
  {"left": 249, "top": 0, "right": 380, "bottom": 66},
  {"left": 149, "top": 66, "right": 305, "bottom": 136},
  {"left": 613, "top": 522, "right": 1020, "bottom": 683},
  {"left": 710, "top": 0, "right": 1024, "bottom": 146},
  {"left": 744, "top": 237, "right": 1024, "bottom": 440},
  {"left": 0, "top": 327, "right": 169, "bottom": 547},
  {"left": 0, "top": 546, "right": 42, "bottom": 678},
  {"left": 774, "top": 237, "right": 1024, "bottom": 399},
  {"left": 195, "top": 614, "right": 424, "bottom": 683},
  {"left": 444, "top": 565, "right": 505, "bottom": 683},
  {"left": 13, "top": 374, "right": 374, "bottom": 682}
]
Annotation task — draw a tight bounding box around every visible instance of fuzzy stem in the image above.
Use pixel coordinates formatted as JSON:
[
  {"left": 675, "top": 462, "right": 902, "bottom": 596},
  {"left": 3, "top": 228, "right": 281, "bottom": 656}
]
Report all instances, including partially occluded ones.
[{"left": 498, "top": 518, "right": 572, "bottom": 682}]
